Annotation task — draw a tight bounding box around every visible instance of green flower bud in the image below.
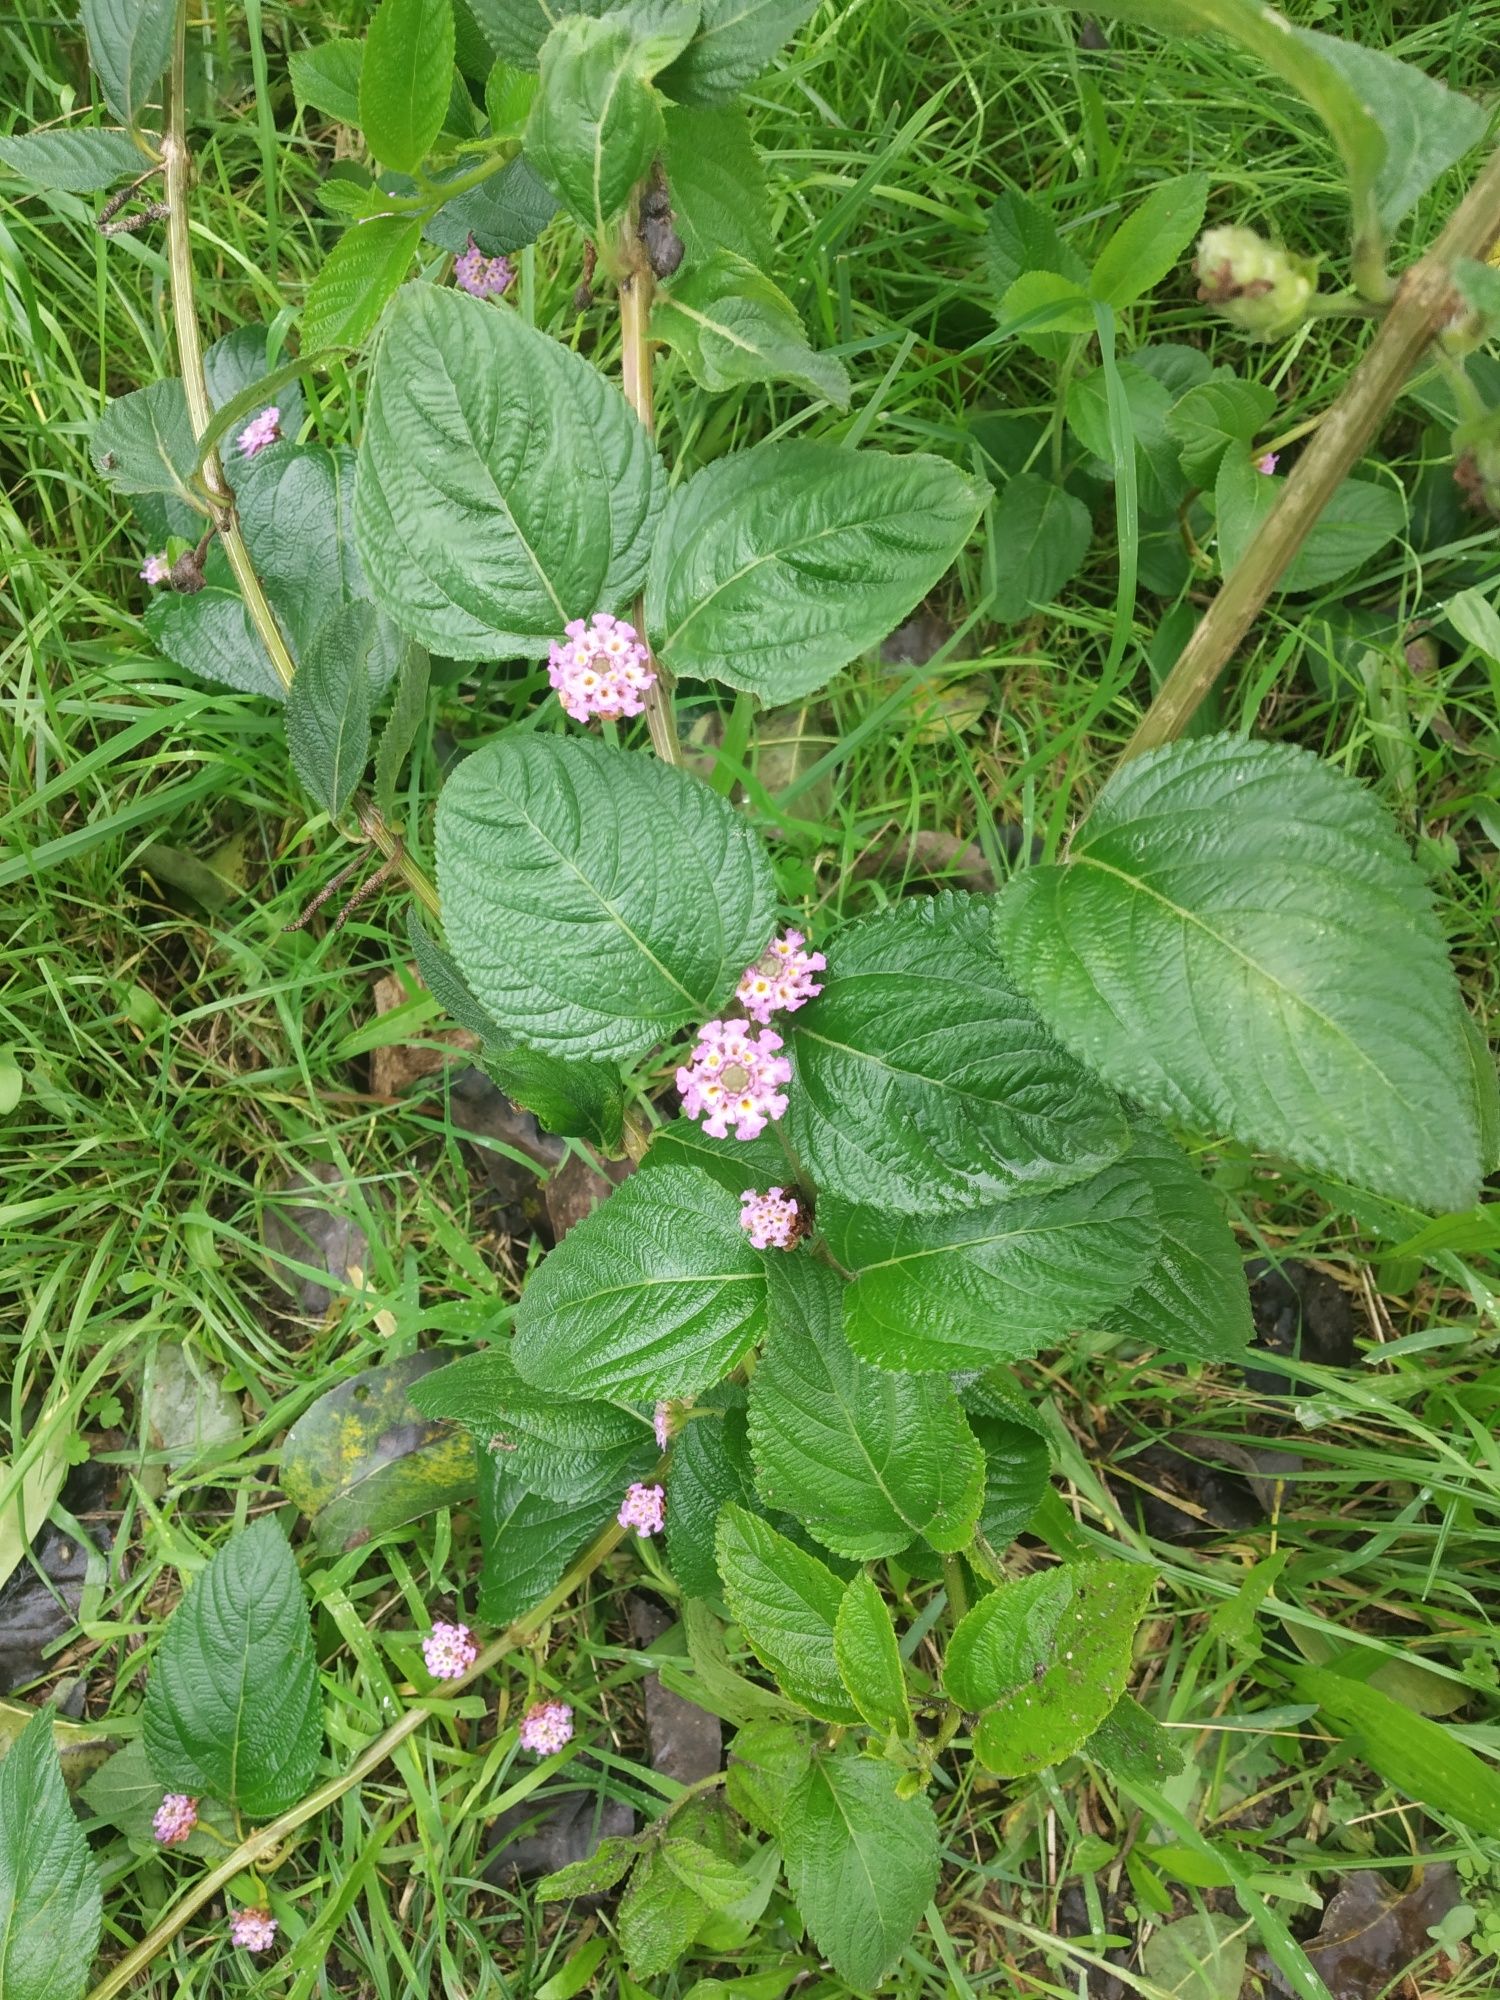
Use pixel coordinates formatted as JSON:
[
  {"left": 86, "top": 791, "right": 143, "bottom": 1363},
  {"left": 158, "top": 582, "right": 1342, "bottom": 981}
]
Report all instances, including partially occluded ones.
[
  {"left": 1454, "top": 438, "right": 1500, "bottom": 518},
  {"left": 1194, "top": 225, "right": 1316, "bottom": 339}
]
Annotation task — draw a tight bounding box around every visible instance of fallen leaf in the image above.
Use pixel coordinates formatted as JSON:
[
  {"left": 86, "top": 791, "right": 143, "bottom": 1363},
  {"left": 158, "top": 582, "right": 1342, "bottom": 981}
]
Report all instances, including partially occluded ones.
[{"left": 262, "top": 1161, "right": 373, "bottom": 1313}]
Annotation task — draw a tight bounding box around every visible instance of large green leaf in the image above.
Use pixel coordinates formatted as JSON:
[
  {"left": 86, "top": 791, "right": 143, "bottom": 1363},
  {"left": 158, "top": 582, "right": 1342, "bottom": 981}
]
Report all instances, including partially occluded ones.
[
  {"left": 0, "top": 125, "right": 147, "bottom": 192},
  {"left": 360, "top": 0, "right": 455, "bottom": 171},
  {"left": 748, "top": 1256, "right": 984, "bottom": 1560},
  {"left": 662, "top": 102, "right": 772, "bottom": 270},
  {"left": 145, "top": 587, "right": 286, "bottom": 701},
  {"left": 786, "top": 894, "right": 1129, "bottom": 1213},
  {"left": 659, "top": 0, "right": 819, "bottom": 106},
  {"left": 619, "top": 1846, "right": 709, "bottom": 1978},
  {"left": 1289, "top": 1667, "right": 1500, "bottom": 1836},
  {"left": 355, "top": 286, "right": 663, "bottom": 657},
  {"left": 1089, "top": 173, "right": 1207, "bottom": 309},
  {"left": 285, "top": 600, "right": 375, "bottom": 818},
  {"left": 513, "top": 1162, "right": 767, "bottom": 1399},
  {"left": 91, "top": 379, "right": 197, "bottom": 499},
  {"left": 436, "top": 733, "right": 775, "bottom": 1059},
  {"left": 1101, "top": 1125, "right": 1252, "bottom": 1361},
  {"left": 834, "top": 1572, "right": 909, "bottom": 1736},
  {"left": 0, "top": 1709, "right": 102, "bottom": 2000},
  {"left": 714, "top": 1504, "right": 858, "bottom": 1722},
  {"left": 289, "top": 38, "right": 364, "bottom": 122},
  {"left": 991, "top": 472, "right": 1093, "bottom": 624},
  {"left": 81, "top": 0, "right": 175, "bottom": 123},
  {"left": 653, "top": 251, "right": 850, "bottom": 406},
  {"left": 466, "top": 0, "right": 615, "bottom": 66},
  {"left": 778, "top": 1753, "right": 939, "bottom": 1988},
  {"left": 525, "top": 13, "right": 669, "bottom": 237},
  {"left": 645, "top": 437, "right": 989, "bottom": 703},
  {"left": 826, "top": 1159, "right": 1160, "bottom": 1371},
  {"left": 477, "top": 1451, "right": 603, "bottom": 1624},
  {"left": 666, "top": 1393, "right": 756, "bottom": 1598},
  {"left": 963, "top": 1379, "right": 1052, "bottom": 1550},
  {"left": 421, "top": 153, "right": 558, "bottom": 254},
  {"left": 985, "top": 188, "right": 1089, "bottom": 296},
  {"left": 143, "top": 1518, "right": 322, "bottom": 1817},
  {"left": 302, "top": 216, "right": 424, "bottom": 352},
  {"left": 1167, "top": 375, "right": 1276, "bottom": 488},
  {"left": 995, "top": 734, "right": 1481, "bottom": 1213}
]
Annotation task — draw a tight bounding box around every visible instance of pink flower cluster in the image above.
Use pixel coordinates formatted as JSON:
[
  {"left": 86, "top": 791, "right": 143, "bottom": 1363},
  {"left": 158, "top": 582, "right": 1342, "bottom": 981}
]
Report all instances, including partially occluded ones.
[
  {"left": 739, "top": 1186, "right": 802, "bottom": 1250},
  {"left": 676, "top": 1019, "right": 790, "bottom": 1141},
  {"left": 519, "top": 1698, "right": 574, "bottom": 1754},
  {"left": 548, "top": 612, "right": 656, "bottom": 724},
  {"left": 1255, "top": 450, "right": 1279, "bottom": 475},
  {"left": 422, "top": 1620, "right": 477, "bottom": 1680},
  {"left": 231, "top": 1908, "right": 278, "bottom": 1953},
  {"left": 140, "top": 552, "right": 170, "bottom": 586},
  {"left": 237, "top": 407, "right": 281, "bottom": 457},
  {"left": 653, "top": 1400, "right": 674, "bottom": 1451},
  {"left": 454, "top": 234, "right": 515, "bottom": 300},
  {"left": 736, "top": 930, "right": 825, "bottom": 1024},
  {"left": 618, "top": 1482, "right": 665, "bottom": 1536},
  {"left": 152, "top": 1792, "right": 198, "bottom": 1845}
]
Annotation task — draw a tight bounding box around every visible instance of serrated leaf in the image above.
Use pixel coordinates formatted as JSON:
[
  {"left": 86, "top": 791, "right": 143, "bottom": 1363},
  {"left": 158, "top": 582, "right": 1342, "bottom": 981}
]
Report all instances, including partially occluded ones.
[
  {"left": 355, "top": 286, "right": 663, "bottom": 657},
  {"left": 302, "top": 216, "right": 423, "bottom": 352},
  {"left": 654, "top": 251, "right": 850, "bottom": 405},
  {"left": 662, "top": 103, "right": 771, "bottom": 270},
  {"left": 360, "top": 0, "right": 455, "bottom": 171},
  {"left": 290, "top": 38, "right": 364, "bottom": 123},
  {"left": 373, "top": 639, "right": 430, "bottom": 818},
  {"left": 715, "top": 1504, "right": 858, "bottom": 1722},
  {"left": 537, "top": 1834, "right": 641, "bottom": 1899},
  {"left": 435, "top": 734, "right": 774, "bottom": 1060},
  {"left": 1166, "top": 375, "right": 1276, "bottom": 488},
  {"left": 484, "top": 1045, "right": 627, "bottom": 1148},
  {"left": 477, "top": 1450, "right": 602, "bottom": 1624},
  {"left": 0, "top": 125, "right": 147, "bottom": 192},
  {"left": 1084, "top": 1692, "right": 1184, "bottom": 1782},
  {"left": 646, "top": 436, "right": 989, "bottom": 704},
  {"left": 644, "top": 1117, "right": 787, "bottom": 1196},
  {"left": 994, "top": 733, "right": 1481, "bottom": 1214},
  {"left": 466, "top": 0, "right": 615, "bottom": 67},
  {"left": 834, "top": 1572, "right": 909, "bottom": 1735},
  {"left": 143, "top": 1518, "right": 322, "bottom": 1817},
  {"left": 786, "top": 894, "right": 1129, "bottom": 1213},
  {"left": 661, "top": 1835, "right": 757, "bottom": 1910},
  {"left": 1289, "top": 1666, "right": 1500, "bottom": 1835},
  {"left": 1101, "top": 1125, "right": 1252, "bottom": 1362},
  {"left": 1281, "top": 478, "right": 1404, "bottom": 592},
  {"left": 748, "top": 1256, "right": 984, "bottom": 1560},
  {"left": 999, "top": 268, "right": 1095, "bottom": 350},
  {"left": 405, "top": 906, "right": 504, "bottom": 1039},
  {"left": 91, "top": 378, "right": 196, "bottom": 499},
  {"left": 991, "top": 471, "right": 1093, "bottom": 624},
  {"left": 660, "top": 0, "right": 818, "bottom": 106},
  {"left": 485, "top": 59, "right": 537, "bottom": 135},
  {"left": 421, "top": 151, "right": 559, "bottom": 253},
  {"left": 201, "top": 324, "right": 308, "bottom": 450},
  {"left": 827, "top": 1158, "right": 1160, "bottom": 1372},
  {"left": 725, "top": 1718, "right": 811, "bottom": 1832},
  {"left": 666, "top": 1394, "right": 756, "bottom": 1598},
  {"left": 0, "top": 1708, "right": 102, "bottom": 2000},
  {"left": 985, "top": 188, "right": 1089, "bottom": 296},
  {"left": 526, "top": 13, "right": 665, "bottom": 237},
  {"left": 81, "top": 0, "right": 175, "bottom": 123},
  {"left": 513, "top": 1163, "right": 767, "bottom": 1399},
  {"left": 285, "top": 600, "right": 375, "bottom": 818},
  {"left": 79, "top": 1738, "right": 231, "bottom": 1859},
  {"left": 1089, "top": 173, "right": 1207, "bottom": 308},
  {"left": 779, "top": 1754, "right": 938, "bottom": 1989},
  {"left": 619, "top": 1846, "right": 709, "bottom": 1978},
  {"left": 1067, "top": 360, "right": 1187, "bottom": 516},
  {"left": 145, "top": 587, "right": 286, "bottom": 701},
  {"left": 963, "top": 1386, "right": 1051, "bottom": 1550}
]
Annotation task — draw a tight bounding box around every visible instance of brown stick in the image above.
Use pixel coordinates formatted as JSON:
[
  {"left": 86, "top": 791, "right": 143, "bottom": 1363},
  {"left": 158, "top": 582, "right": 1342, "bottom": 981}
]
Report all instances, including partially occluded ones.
[{"left": 618, "top": 203, "right": 683, "bottom": 766}]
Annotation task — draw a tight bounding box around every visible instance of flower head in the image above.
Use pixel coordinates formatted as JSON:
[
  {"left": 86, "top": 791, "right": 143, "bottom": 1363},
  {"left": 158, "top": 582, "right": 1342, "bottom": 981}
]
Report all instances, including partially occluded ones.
[
  {"left": 454, "top": 234, "right": 516, "bottom": 300},
  {"left": 653, "top": 1400, "right": 674, "bottom": 1451},
  {"left": 618, "top": 1481, "right": 665, "bottom": 1537},
  {"left": 548, "top": 612, "right": 655, "bottom": 724},
  {"left": 140, "top": 552, "right": 171, "bottom": 586},
  {"left": 739, "top": 1186, "right": 803, "bottom": 1251},
  {"left": 676, "top": 1019, "right": 791, "bottom": 1142},
  {"left": 1194, "top": 227, "right": 1315, "bottom": 339},
  {"left": 735, "top": 930, "right": 826, "bottom": 1026},
  {"left": 1255, "top": 451, "right": 1279, "bottom": 476},
  {"left": 519, "top": 1698, "right": 574, "bottom": 1754},
  {"left": 152, "top": 1793, "right": 198, "bottom": 1845},
  {"left": 237, "top": 407, "right": 281, "bottom": 457},
  {"left": 422, "top": 1620, "right": 478, "bottom": 1680},
  {"left": 230, "top": 1908, "right": 278, "bottom": 1953}
]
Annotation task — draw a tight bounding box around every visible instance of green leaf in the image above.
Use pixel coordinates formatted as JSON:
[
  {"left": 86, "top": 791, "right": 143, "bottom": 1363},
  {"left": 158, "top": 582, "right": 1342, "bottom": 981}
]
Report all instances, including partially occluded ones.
[
  {"left": 666, "top": 1394, "right": 756, "bottom": 1598},
  {"left": 778, "top": 1754, "right": 939, "bottom": 1989},
  {"left": 0, "top": 1708, "right": 102, "bottom": 2000},
  {"left": 485, "top": 60, "right": 538, "bottom": 136},
  {"left": 994, "top": 733, "right": 1481, "bottom": 1214},
  {"left": 834, "top": 1572, "right": 909, "bottom": 1736},
  {"left": 1083, "top": 1692, "right": 1185, "bottom": 1783},
  {"left": 409, "top": 1345, "right": 656, "bottom": 1504},
  {"left": 1282, "top": 478, "right": 1404, "bottom": 593},
  {"left": 405, "top": 906, "right": 503, "bottom": 1039},
  {"left": 91, "top": 378, "right": 196, "bottom": 499},
  {"left": 786, "top": 894, "right": 1129, "bottom": 1213},
  {"left": 285, "top": 600, "right": 375, "bottom": 818},
  {"left": 526, "top": 14, "right": 666, "bottom": 238},
  {"left": 80, "top": 0, "right": 175, "bottom": 123},
  {"left": 662, "top": 103, "right": 772, "bottom": 270},
  {"left": 660, "top": 0, "right": 818, "bottom": 106},
  {"left": 646, "top": 437, "right": 989, "bottom": 704},
  {"left": 537, "top": 1834, "right": 641, "bottom": 1899},
  {"left": 466, "top": 0, "right": 614, "bottom": 67},
  {"left": 477, "top": 1450, "right": 602, "bottom": 1624},
  {"left": 999, "top": 268, "right": 1095, "bottom": 349},
  {"left": 963, "top": 1386, "right": 1051, "bottom": 1550},
  {"left": 1144, "top": 1914, "right": 1246, "bottom": 2000},
  {"left": 1167, "top": 375, "right": 1276, "bottom": 488},
  {"left": 290, "top": 38, "right": 365, "bottom": 123},
  {"left": 513, "top": 1163, "right": 767, "bottom": 1399},
  {"left": 714, "top": 1504, "right": 858, "bottom": 1722},
  {"left": 619, "top": 1846, "right": 709, "bottom": 1978},
  {"left": 1089, "top": 173, "right": 1207, "bottom": 308},
  {"left": 654, "top": 251, "right": 850, "bottom": 405},
  {"left": 202, "top": 324, "right": 308, "bottom": 447},
  {"left": 827, "top": 1159, "right": 1159, "bottom": 1372},
  {"left": 1212, "top": 446, "right": 1278, "bottom": 576},
  {"left": 355, "top": 286, "right": 663, "bottom": 657},
  {"left": 945, "top": 1559, "right": 1155, "bottom": 1777},
  {"left": 145, "top": 587, "right": 285, "bottom": 701},
  {"left": 1101, "top": 1125, "right": 1252, "bottom": 1362},
  {"left": 422, "top": 151, "right": 559, "bottom": 253},
  {"left": 302, "top": 216, "right": 424, "bottom": 352},
  {"left": 435, "top": 734, "right": 774, "bottom": 1060},
  {"left": 661, "top": 1834, "right": 759, "bottom": 1910},
  {"left": 1067, "top": 360, "right": 1187, "bottom": 517},
  {"left": 991, "top": 472, "right": 1093, "bottom": 624},
  {"left": 1289, "top": 1666, "right": 1500, "bottom": 1836},
  {"left": 233, "top": 443, "right": 381, "bottom": 663},
  {"left": 663, "top": 1597, "right": 803, "bottom": 1726},
  {"left": 0, "top": 125, "right": 147, "bottom": 192},
  {"left": 360, "top": 0, "right": 455, "bottom": 171},
  {"left": 748, "top": 1256, "right": 984, "bottom": 1560},
  {"left": 645, "top": 1117, "right": 787, "bottom": 1197},
  {"left": 373, "top": 640, "right": 430, "bottom": 819},
  {"left": 483, "top": 1044, "right": 627, "bottom": 1148},
  {"left": 80, "top": 1738, "right": 231, "bottom": 1858},
  {"left": 985, "top": 188, "right": 1089, "bottom": 296},
  {"left": 725, "top": 1719, "right": 811, "bottom": 1833},
  {"left": 143, "top": 1518, "right": 322, "bottom": 1816}
]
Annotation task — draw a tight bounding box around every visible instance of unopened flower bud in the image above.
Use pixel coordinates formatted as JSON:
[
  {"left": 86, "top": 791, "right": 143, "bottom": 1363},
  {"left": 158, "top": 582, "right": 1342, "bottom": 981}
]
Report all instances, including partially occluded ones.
[
  {"left": 1194, "top": 226, "right": 1315, "bottom": 339},
  {"left": 1454, "top": 438, "right": 1500, "bottom": 518}
]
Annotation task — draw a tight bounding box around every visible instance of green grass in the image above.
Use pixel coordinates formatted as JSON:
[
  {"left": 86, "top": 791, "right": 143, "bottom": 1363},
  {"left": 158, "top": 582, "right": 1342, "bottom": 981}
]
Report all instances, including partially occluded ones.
[{"left": 4, "top": 0, "right": 1500, "bottom": 1994}]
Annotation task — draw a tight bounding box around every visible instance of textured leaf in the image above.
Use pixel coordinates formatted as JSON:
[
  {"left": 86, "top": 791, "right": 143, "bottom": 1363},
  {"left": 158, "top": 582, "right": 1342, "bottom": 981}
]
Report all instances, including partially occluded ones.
[
  {"left": 985, "top": 188, "right": 1089, "bottom": 295},
  {"left": 0, "top": 125, "right": 146, "bottom": 192},
  {"left": 646, "top": 437, "right": 989, "bottom": 703},
  {"left": 991, "top": 471, "right": 1093, "bottom": 623},
  {"left": 421, "top": 152, "right": 558, "bottom": 254},
  {"left": 748, "top": 1256, "right": 984, "bottom": 1559},
  {"left": 1289, "top": 1667, "right": 1500, "bottom": 1836},
  {"left": 513, "top": 1163, "right": 767, "bottom": 1399},
  {"left": 360, "top": 0, "right": 455, "bottom": 170},
  {"left": 202, "top": 324, "right": 308, "bottom": 446},
  {"left": 786, "top": 894, "right": 1129, "bottom": 1213},
  {"left": 1089, "top": 173, "right": 1207, "bottom": 308},
  {"left": 484, "top": 59, "right": 538, "bottom": 135},
  {"left": 662, "top": 103, "right": 772, "bottom": 270},
  {"left": 779, "top": 1754, "right": 939, "bottom": 1988},
  {"left": 1282, "top": 478, "right": 1404, "bottom": 593},
  {"left": 995, "top": 734, "right": 1481, "bottom": 1213},
  {"left": 289, "top": 38, "right": 364, "bottom": 122},
  {"left": 355, "top": 286, "right": 663, "bottom": 657},
  {"left": 81, "top": 0, "right": 175, "bottom": 122},
  {"left": 714, "top": 1504, "right": 858, "bottom": 1722},
  {"left": 145, "top": 587, "right": 285, "bottom": 701},
  {"left": 285, "top": 600, "right": 375, "bottom": 818},
  {"left": 834, "top": 1572, "right": 909, "bottom": 1735},
  {"left": 537, "top": 1834, "right": 640, "bottom": 1899},
  {"left": 660, "top": 0, "right": 818, "bottom": 105},
  {"left": 526, "top": 14, "right": 665, "bottom": 237},
  {"left": 827, "top": 1158, "right": 1160, "bottom": 1372},
  {"left": 466, "top": 0, "right": 615, "bottom": 66},
  {"left": 0, "top": 1709, "right": 102, "bottom": 2000},
  {"left": 644, "top": 1117, "right": 787, "bottom": 1196},
  {"left": 1067, "top": 360, "right": 1187, "bottom": 516},
  {"left": 1167, "top": 375, "right": 1276, "bottom": 487},
  {"left": 1000, "top": 268, "right": 1095, "bottom": 347},
  {"left": 91, "top": 379, "right": 196, "bottom": 498},
  {"left": 373, "top": 639, "right": 430, "bottom": 818},
  {"left": 619, "top": 1846, "right": 708, "bottom": 1978},
  {"left": 666, "top": 1393, "right": 756, "bottom": 1598},
  {"left": 963, "top": 1383, "right": 1052, "bottom": 1550},
  {"left": 302, "top": 217, "right": 424, "bottom": 352},
  {"left": 436, "top": 734, "right": 775, "bottom": 1059},
  {"left": 477, "top": 1451, "right": 602, "bottom": 1624},
  {"left": 1101, "top": 1125, "right": 1252, "bottom": 1362},
  {"left": 1084, "top": 1692, "right": 1184, "bottom": 1782},
  {"left": 654, "top": 251, "right": 850, "bottom": 405},
  {"left": 79, "top": 1738, "right": 231, "bottom": 1858},
  {"left": 725, "top": 1719, "right": 811, "bottom": 1832},
  {"left": 143, "top": 1518, "right": 322, "bottom": 1816},
  {"left": 661, "top": 1834, "right": 759, "bottom": 1910}
]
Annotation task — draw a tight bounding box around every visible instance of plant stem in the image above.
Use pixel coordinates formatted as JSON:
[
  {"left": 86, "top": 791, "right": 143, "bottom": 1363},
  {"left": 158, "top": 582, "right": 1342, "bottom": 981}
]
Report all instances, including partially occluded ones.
[
  {"left": 617, "top": 205, "right": 682, "bottom": 768},
  {"left": 1117, "top": 139, "right": 1500, "bottom": 767},
  {"left": 84, "top": 1518, "right": 627, "bottom": 2000},
  {"left": 941, "top": 1552, "right": 969, "bottom": 1628}
]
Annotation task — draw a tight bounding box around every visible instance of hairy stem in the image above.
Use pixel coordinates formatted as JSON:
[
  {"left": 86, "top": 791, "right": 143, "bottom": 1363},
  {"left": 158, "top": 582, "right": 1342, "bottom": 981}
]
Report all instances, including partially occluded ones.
[
  {"left": 618, "top": 207, "right": 682, "bottom": 767},
  {"left": 1118, "top": 140, "right": 1500, "bottom": 767}
]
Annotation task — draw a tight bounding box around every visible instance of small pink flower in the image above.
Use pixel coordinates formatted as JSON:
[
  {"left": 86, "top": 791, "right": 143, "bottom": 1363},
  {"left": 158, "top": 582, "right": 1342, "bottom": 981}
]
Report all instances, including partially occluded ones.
[
  {"left": 1255, "top": 451, "right": 1279, "bottom": 475},
  {"left": 653, "top": 1400, "right": 674, "bottom": 1451},
  {"left": 237, "top": 407, "right": 281, "bottom": 457},
  {"left": 618, "top": 1482, "right": 665, "bottom": 1537},
  {"left": 676, "top": 1019, "right": 791, "bottom": 1142},
  {"left": 454, "top": 234, "right": 515, "bottom": 300},
  {"left": 152, "top": 1792, "right": 198, "bottom": 1845},
  {"left": 422, "top": 1620, "right": 478, "bottom": 1680},
  {"left": 230, "top": 1908, "right": 278, "bottom": 1953},
  {"left": 547, "top": 611, "right": 656, "bottom": 725},
  {"left": 739, "top": 1187, "right": 802, "bottom": 1251},
  {"left": 140, "top": 552, "right": 170, "bottom": 586},
  {"left": 519, "top": 1698, "right": 574, "bottom": 1754},
  {"left": 736, "top": 930, "right": 826, "bottom": 1025}
]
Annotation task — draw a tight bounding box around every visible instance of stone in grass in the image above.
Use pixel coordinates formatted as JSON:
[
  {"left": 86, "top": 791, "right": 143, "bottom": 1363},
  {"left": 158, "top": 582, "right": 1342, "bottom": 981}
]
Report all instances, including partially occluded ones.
[{"left": 261, "top": 1162, "right": 371, "bottom": 1314}]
